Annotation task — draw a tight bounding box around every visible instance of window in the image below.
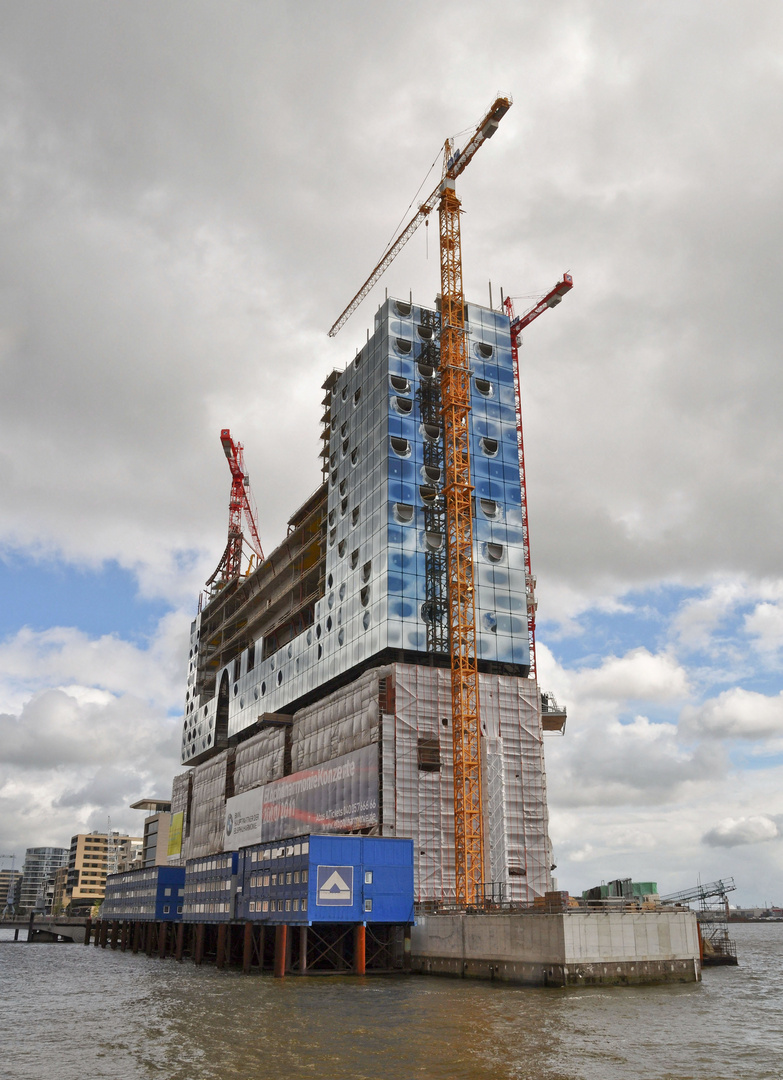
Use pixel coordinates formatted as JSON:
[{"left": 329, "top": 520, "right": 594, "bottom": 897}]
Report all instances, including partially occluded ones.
[
  {"left": 364, "top": 871, "right": 373, "bottom": 884},
  {"left": 417, "top": 736, "right": 441, "bottom": 772},
  {"left": 294, "top": 871, "right": 300, "bottom": 883},
  {"left": 293, "top": 899, "right": 300, "bottom": 911},
  {"left": 163, "top": 905, "right": 170, "bottom": 914},
  {"left": 395, "top": 337, "right": 412, "bottom": 354},
  {"left": 424, "top": 531, "right": 443, "bottom": 552},
  {"left": 390, "top": 436, "right": 410, "bottom": 458},
  {"left": 394, "top": 300, "right": 412, "bottom": 317},
  {"left": 393, "top": 503, "right": 414, "bottom": 524},
  {"left": 485, "top": 542, "right": 504, "bottom": 563},
  {"left": 479, "top": 498, "right": 499, "bottom": 519},
  {"left": 417, "top": 324, "right": 434, "bottom": 341},
  {"left": 364, "top": 899, "right": 373, "bottom": 912},
  {"left": 286, "top": 873, "right": 292, "bottom": 885},
  {"left": 302, "top": 898, "right": 307, "bottom": 911},
  {"left": 422, "top": 465, "right": 441, "bottom": 483},
  {"left": 302, "top": 868, "right": 308, "bottom": 881},
  {"left": 392, "top": 396, "right": 413, "bottom": 415},
  {"left": 361, "top": 561, "right": 372, "bottom": 583},
  {"left": 360, "top": 586, "right": 370, "bottom": 607},
  {"left": 390, "top": 374, "right": 410, "bottom": 393},
  {"left": 422, "top": 423, "right": 440, "bottom": 443},
  {"left": 476, "top": 342, "right": 493, "bottom": 359},
  {"left": 475, "top": 377, "right": 493, "bottom": 397},
  {"left": 419, "top": 485, "right": 438, "bottom": 504},
  {"left": 164, "top": 888, "right": 172, "bottom": 896},
  {"left": 250, "top": 901, "right": 256, "bottom": 912},
  {"left": 354, "top": 388, "right": 361, "bottom": 405},
  {"left": 480, "top": 437, "right": 499, "bottom": 456}
]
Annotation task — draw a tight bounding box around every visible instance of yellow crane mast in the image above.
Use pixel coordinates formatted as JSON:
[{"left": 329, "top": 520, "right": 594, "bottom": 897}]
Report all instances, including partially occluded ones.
[{"left": 330, "top": 95, "right": 512, "bottom": 905}]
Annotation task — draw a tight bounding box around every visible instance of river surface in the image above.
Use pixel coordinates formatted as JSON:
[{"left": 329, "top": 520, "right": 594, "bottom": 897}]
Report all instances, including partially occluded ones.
[{"left": 1, "top": 922, "right": 781, "bottom": 1080}]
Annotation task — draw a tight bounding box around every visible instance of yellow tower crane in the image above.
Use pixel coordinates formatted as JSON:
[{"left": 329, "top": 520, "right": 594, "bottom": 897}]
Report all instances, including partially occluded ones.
[{"left": 330, "top": 96, "right": 512, "bottom": 905}]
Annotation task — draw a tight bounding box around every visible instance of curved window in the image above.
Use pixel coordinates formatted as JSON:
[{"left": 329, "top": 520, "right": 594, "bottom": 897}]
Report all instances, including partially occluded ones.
[
  {"left": 482, "top": 612, "right": 498, "bottom": 633},
  {"left": 351, "top": 506, "right": 360, "bottom": 526},
  {"left": 480, "top": 437, "right": 499, "bottom": 456},
  {"left": 421, "top": 601, "right": 444, "bottom": 624},
  {"left": 342, "top": 438, "right": 349, "bottom": 455},
  {"left": 419, "top": 485, "right": 438, "bottom": 504},
  {"left": 326, "top": 616, "right": 332, "bottom": 632},
  {"left": 330, "top": 471, "right": 337, "bottom": 487},
  {"left": 341, "top": 497, "right": 348, "bottom": 515},
  {"left": 422, "top": 423, "right": 440, "bottom": 443},
  {"left": 329, "top": 528, "right": 336, "bottom": 546},
  {"left": 354, "top": 388, "right": 361, "bottom": 405},
  {"left": 475, "top": 377, "right": 493, "bottom": 397},
  {"left": 485, "top": 542, "right": 504, "bottom": 563},
  {"left": 395, "top": 337, "right": 412, "bottom": 354},
  {"left": 422, "top": 465, "right": 441, "bottom": 483},
  {"left": 360, "top": 586, "right": 371, "bottom": 607},
  {"left": 350, "top": 548, "right": 360, "bottom": 569},
  {"left": 390, "top": 375, "right": 410, "bottom": 393},
  {"left": 329, "top": 452, "right": 337, "bottom": 469},
  {"left": 393, "top": 503, "right": 414, "bottom": 524},
  {"left": 424, "top": 530, "right": 443, "bottom": 551},
  {"left": 338, "top": 539, "right": 346, "bottom": 557},
  {"left": 390, "top": 437, "right": 411, "bottom": 458},
  {"left": 417, "top": 361, "right": 435, "bottom": 379},
  {"left": 341, "top": 421, "right": 348, "bottom": 436},
  {"left": 392, "top": 396, "right": 413, "bottom": 415},
  {"left": 315, "top": 623, "right": 322, "bottom": 639},
  {"left": 350, "top": 448, "right": 359, "bottom": 466},
  {"left": 361, "top": 560, "right": 372, "bottom": 583},
  {"left": 338, "top": 628, "right": 345, "bottom": 646},
  {"left": 417, "top": 324, "right": 434, "bottom": 341},
  {"left": 277, "top": 670, "right": 283, "bottom": 686},
  {"left": 476, "top": 342, "right": 493, "bottom": 359},
  {"left": 339, "top": 582, "right": 346, "bottom": 600},
  {"left": 328, "top": 510, "right": 336, "bottom": 526},
  {"left": 340, "top": 478, "right": 347, "bottom": 495},
  {"left": 394, "top": 300, "right": 412, "bottom": 317},
  {"left": 362, "top": 611, "right": 371, "bottom": 630},
  {"left": 479, "top": 498, "right": 499, "bottom": 519},
  {"left": 341, "top": 385, "right": 348, "bottom": 400},
  {"left": 317, "top": 644, "right": 322, "bottom": 659}
]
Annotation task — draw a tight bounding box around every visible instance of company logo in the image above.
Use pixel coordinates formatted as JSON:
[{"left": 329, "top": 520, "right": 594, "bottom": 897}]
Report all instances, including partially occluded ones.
[
  {"left": 225, "top": 813, "right": 234, "bottom": 836},
  {"left": 316, "top": 865, "right": 353, "bottom": 906}
]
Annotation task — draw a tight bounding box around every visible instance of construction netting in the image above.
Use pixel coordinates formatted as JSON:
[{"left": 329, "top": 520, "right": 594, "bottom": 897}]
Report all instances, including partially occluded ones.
[{"left": 171, "top": 661, "right": 552, "bottom": 901}]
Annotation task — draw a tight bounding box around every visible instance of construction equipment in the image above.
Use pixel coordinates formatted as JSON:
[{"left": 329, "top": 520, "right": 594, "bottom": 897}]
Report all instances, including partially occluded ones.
[
  {"left": 205, "top": 429, "right": 265, "bottom": 595},
  {"left": 660, "top": 878, "right": 736, "bottom": 907},
  {"left": 504, "top": 275, "right": 573, "bottom": 680},
  {"left": 661, "top": 877, "right": 738, "bottom": 965},
  {"left": 330, "top": 96, "right": 511, "bottom": 905}
]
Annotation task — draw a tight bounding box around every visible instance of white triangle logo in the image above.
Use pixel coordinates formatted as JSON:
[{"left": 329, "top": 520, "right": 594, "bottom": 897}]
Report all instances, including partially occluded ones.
[{"left": 319, "top": 870, "right": 351, "bottom": 901}]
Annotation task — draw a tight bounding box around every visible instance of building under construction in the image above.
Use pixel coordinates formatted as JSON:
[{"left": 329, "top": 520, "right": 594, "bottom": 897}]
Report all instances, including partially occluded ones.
[{"left": 170, "top": 95, "right": 572, "bottom": 911}]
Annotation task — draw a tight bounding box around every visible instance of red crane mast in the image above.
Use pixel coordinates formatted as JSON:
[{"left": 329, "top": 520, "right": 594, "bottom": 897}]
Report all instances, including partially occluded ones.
[
  {"left": 503, "top": 273, "right": 573, "bottom": 680},
  {"left": 205, "top": 429, "right": 264, "bottom": 595}
]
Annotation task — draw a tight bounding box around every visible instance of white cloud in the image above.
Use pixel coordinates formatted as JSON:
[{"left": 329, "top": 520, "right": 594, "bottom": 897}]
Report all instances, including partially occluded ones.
[
  {"left": 703, "top": 816, "right": 782, "bottom": 848},
  {"left": 574, "top": 648, "right": 690, "bottom": 702},
  {"left": 745, "top": 601, "right": 783, "bottom": 656},
  {"left": 680, "top": 688, "right": 783, "bottom": 741}
]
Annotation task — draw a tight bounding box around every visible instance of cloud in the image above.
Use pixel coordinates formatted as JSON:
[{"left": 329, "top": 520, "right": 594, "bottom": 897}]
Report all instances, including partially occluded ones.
[
  {"left": 703, "top": 815, "right": 782, "bottom": 848},
  {"left": 680, "top": 688, "right": 783, "bottom": 741},
  {"left": 744, "top": 601, "right": 783, "bottom": 657},
  {"left": 574, "top": 648, "right": 690, "bottom": 702}
]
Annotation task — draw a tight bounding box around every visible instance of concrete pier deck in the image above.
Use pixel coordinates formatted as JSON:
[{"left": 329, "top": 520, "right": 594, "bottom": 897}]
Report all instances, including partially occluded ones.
[{"left": 411, "top": 909, "right": 701, "bottom": 986}]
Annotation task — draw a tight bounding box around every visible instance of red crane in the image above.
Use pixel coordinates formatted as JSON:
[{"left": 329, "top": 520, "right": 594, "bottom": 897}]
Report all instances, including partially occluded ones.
[
  {"left": 205, "top": 429, "right": 264, "bottom": 594},
  {"left": 503, "top": 273, "right": 573, "bottom": 680}
]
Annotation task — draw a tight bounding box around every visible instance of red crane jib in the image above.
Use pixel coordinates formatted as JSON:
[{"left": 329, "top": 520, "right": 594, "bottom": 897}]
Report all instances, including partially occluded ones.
[{"left": 509, "top": 273, "right": 573, "bottom": 338}]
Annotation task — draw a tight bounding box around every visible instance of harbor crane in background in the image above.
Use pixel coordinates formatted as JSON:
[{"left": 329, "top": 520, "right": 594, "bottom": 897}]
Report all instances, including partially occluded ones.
[
  {"left": 660, "top": 878, "right": 738, "bottom": 965},
  {"left": 205, "top": 429, "right": 265, "bottom": 596},
  {"left": 660, "top": 877, "right": 737, "bottom": 911},
  {"left": 504, "top": 274, "right": 574, "bottom": 682},
  {"left": 330, "top": 95, "right": 512, "bottom": 905}
]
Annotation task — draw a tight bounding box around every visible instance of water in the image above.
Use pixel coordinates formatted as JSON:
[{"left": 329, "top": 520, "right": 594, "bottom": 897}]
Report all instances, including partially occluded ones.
[{"left": 1, "top": 923, "right": 781, "bottom": 1080}]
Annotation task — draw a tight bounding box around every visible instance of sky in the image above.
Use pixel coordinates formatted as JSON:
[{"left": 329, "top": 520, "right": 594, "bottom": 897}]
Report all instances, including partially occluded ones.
[{"left": 1, "top": 1, "right": 781, "bottom": 906}]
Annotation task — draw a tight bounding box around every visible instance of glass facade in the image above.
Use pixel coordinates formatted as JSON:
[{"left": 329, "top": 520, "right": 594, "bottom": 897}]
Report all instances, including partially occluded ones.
[{"left": 182, "top": 297, "right": 530, "bottom": 761}]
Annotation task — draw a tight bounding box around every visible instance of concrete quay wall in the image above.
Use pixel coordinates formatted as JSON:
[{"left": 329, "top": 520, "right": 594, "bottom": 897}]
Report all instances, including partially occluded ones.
[{"left": 411, "top": 910, "right": 701, "bottom": 987}]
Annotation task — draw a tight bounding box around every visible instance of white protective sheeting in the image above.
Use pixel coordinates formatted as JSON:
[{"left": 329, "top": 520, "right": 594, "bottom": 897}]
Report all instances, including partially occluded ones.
[
  {"left": 391, "top": 665, "right": 551, "bottom": 903},
  {"left": 234, "top": 728, "right": 286, "bottom": 792}
]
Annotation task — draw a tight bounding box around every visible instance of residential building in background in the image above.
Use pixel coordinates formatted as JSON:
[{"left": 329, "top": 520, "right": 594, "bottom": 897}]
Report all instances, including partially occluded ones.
[
  {"left": 19, "top": 847, "right": 68, "bottom": 912},
  {"left": 67, "top": 832, "right": 143, "bottom": 912}
]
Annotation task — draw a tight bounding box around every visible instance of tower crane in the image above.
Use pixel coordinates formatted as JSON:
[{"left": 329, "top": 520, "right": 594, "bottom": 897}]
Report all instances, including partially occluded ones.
[
  {"left": 504, "top": 274, "right": 573, "bottom": 680},
  {"left": 205, "top": 429, "right": 265, "bottom": 594},
  {"left": 330, "top": 95, "right": 512, "bottom": 905}
]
